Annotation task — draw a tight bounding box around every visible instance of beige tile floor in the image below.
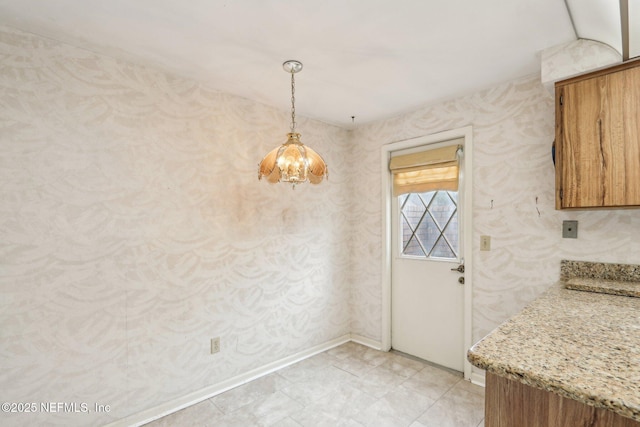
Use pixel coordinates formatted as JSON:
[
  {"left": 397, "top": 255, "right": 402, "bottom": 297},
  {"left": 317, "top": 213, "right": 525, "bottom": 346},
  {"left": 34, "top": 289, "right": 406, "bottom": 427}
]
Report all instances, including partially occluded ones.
[{"left": 146, "top": 342, "right": 485, "bottom": 427}]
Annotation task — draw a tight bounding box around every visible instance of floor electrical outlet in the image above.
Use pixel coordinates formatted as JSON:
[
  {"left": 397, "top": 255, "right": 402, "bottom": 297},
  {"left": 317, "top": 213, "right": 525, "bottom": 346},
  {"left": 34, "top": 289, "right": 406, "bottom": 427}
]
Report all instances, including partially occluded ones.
[{"left": 211, "top": 337, "right": 220, "bottom": 354}]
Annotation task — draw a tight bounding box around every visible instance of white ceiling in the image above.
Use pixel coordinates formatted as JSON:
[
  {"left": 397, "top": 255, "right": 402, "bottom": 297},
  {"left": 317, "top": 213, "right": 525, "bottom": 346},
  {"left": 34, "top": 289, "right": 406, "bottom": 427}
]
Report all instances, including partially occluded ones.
[{"left": 0, "top": 0, "right": 622, "bottom": 129}]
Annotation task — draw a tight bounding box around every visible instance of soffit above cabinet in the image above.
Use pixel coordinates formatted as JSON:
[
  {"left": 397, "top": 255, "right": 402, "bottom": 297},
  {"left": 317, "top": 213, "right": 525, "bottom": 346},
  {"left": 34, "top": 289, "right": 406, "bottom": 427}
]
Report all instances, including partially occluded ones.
[{"left": 565, "top": 0, "right": 640, "bottom": 59}]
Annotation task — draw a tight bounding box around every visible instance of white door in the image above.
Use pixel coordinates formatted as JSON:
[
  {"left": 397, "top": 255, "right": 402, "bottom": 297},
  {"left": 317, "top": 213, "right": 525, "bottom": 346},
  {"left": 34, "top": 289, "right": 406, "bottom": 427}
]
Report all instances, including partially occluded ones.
[{"left": 391, "top": 140, "right": 466, "bottom": 372}]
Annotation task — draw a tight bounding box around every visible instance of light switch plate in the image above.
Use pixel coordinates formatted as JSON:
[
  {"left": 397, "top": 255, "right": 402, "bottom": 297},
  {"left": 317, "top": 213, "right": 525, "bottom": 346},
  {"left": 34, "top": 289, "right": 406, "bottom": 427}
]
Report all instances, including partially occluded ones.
[
  {"left": 562, "top": 220, "right": 578, "bottom": 238},
  {"left": 211, "top": 337, "right": 220, "bottom": 354},
  {"left": 480, "top": 235, "right": 491, "bottom": 251}
]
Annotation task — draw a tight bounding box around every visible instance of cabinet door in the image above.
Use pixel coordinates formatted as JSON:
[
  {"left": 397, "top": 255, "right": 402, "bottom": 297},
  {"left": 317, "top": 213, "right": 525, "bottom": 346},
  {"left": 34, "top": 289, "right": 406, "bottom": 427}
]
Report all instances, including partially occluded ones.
[{"left": 556, "top": 66, "right": 640, "bottom": 208}]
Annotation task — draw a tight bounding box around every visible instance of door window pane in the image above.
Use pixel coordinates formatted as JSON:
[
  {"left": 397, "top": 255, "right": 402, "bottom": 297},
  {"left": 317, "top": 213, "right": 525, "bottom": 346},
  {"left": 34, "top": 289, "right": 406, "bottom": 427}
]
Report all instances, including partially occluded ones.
[
  {"left": 401, "top": 193, "right": 426, "bottom": 230},
  {"left": 399, "top": 191, "right": 459, "bottom": 259}
]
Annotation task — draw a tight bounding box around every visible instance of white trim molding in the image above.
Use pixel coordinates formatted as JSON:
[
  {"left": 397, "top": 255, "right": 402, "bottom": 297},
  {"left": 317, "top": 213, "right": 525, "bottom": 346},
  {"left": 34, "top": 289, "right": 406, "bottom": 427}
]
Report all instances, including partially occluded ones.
[
  {"left": 105, "top": 335, "right": 352, "bottom": 427},
  {"left": 102, "top": 330, "right": 472, "bottom": 426},
  {"left": 380, "top": 125, "right": 474, "bottom": 380},
  {"left": 470, "top": 369, "right": 486, "bottom": 387},
  {"left": 350, "top": 333, "right": 383, "bottom": 350}
]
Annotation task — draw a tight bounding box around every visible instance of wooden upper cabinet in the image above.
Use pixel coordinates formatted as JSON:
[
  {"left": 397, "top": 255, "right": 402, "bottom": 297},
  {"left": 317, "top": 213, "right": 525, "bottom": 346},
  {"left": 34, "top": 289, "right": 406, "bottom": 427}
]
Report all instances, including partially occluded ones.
[{"left": 555, "top": 59, "right": 640, "bottom": 209}]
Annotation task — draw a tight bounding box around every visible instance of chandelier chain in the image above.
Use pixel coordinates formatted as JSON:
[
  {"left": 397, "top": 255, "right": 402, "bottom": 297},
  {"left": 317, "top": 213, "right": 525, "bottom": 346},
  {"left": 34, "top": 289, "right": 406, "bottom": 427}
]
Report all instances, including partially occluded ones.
[
  {"left": 290, "top": 71, "right": 296, "bottom": 132},
  {"left": 257, "top": 60, "right": 327, "bottom": 186}
]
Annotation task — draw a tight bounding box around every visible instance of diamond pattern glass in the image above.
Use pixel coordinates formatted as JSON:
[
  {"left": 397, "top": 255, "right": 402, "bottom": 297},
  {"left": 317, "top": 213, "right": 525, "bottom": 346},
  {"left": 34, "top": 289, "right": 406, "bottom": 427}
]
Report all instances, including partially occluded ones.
[
  {"left": 429, "top": 191, "right": 457, "bottom": 230},
  {"left": 401, "top": 193, "right": 426, "bottom": 229},
  {"left": 399, "top": 191, "right": 459, "bottom": 259},
  {"left": 414, "top": 213, "right": 439, "bottom": 255}
]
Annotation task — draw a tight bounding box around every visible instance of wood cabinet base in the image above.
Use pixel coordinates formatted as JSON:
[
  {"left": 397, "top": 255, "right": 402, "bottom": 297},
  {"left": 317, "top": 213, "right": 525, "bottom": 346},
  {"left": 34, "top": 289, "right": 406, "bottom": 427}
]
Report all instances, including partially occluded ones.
[{"left": 485, "top": 372, "right": 640, "bottom": 427}]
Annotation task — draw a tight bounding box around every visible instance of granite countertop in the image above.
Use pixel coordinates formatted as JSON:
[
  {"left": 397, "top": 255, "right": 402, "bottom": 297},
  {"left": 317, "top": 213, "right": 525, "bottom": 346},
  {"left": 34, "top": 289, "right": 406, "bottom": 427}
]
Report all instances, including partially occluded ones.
[
  {"left": 468, "top": 283, "right": 640, "bottom": 422},
  {"left": 565, "top": 277, "right": 640, "bottom": 298}
]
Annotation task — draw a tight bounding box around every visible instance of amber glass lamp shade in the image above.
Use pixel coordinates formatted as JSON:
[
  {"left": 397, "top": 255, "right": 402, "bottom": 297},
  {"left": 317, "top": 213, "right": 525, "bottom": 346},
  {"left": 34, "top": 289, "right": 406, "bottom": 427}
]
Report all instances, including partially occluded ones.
[{"left": 258, "top": 132, "right": 328, "bottom": 186}]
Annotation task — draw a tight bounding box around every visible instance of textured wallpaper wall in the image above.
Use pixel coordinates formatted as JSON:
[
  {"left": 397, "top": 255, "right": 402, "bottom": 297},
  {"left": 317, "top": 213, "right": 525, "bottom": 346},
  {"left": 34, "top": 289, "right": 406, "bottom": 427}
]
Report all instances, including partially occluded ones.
[
  {"left": 4, "top": 22, "right": 640, "bottom": 427},
  {"left": 350, "top": 75, "right": 640, "bottom": 350},
  {"left": 0, "top": 26, "right": 352, "bottom": 426}
]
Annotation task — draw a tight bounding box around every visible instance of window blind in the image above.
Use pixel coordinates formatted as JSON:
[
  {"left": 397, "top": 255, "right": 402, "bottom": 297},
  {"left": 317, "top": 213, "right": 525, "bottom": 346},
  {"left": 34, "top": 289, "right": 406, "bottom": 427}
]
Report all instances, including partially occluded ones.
[{"left": 389, "top": 144, "right": 461, "bottom": 196}]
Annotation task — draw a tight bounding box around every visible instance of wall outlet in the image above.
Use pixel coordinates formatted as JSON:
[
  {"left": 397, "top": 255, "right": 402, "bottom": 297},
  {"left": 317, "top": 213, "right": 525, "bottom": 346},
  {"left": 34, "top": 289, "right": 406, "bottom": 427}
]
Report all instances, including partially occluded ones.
[
  {"left": 480, "top": 235, "right": 491, "bottom": 251},
  {"left": 211, "top": 337, "right": 220, "bottom": 354}
]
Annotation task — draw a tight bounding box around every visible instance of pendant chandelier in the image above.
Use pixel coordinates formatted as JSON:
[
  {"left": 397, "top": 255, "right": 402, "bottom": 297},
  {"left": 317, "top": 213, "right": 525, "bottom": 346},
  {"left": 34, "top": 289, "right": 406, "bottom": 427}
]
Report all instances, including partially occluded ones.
[{"left": 258, "top": 60, "right": 328, "bottom": 187}]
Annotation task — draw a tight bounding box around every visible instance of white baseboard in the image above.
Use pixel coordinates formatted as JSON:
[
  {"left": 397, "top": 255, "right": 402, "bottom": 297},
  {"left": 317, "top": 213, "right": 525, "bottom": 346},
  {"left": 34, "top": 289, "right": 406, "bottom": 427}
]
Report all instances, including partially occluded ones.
[
  {"left": 470, "top": 369, "right": 486, "bottom": 387},
  {"left": 349, "top": 334, "right": 382, "bottom": 350},
  {"left": 105, "top": 334, "right": 351, "bottom": 427}
]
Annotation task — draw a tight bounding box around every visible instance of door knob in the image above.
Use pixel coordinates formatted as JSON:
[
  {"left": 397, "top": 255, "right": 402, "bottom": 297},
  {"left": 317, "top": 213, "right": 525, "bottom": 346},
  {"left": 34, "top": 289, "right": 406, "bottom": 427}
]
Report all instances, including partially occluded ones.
[
  {"left": 458, "top": 277, "right": 465, "bottom": 285},
  {"left": 450, "top": 264, "right": 465, "bottom": 273}
]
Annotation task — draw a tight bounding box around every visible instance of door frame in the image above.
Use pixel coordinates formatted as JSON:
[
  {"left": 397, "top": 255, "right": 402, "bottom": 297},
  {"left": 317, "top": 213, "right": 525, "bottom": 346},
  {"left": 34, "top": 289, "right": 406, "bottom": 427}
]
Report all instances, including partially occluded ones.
[{"left": 380, "top": 125, "right": 473, "bottom": 380}]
